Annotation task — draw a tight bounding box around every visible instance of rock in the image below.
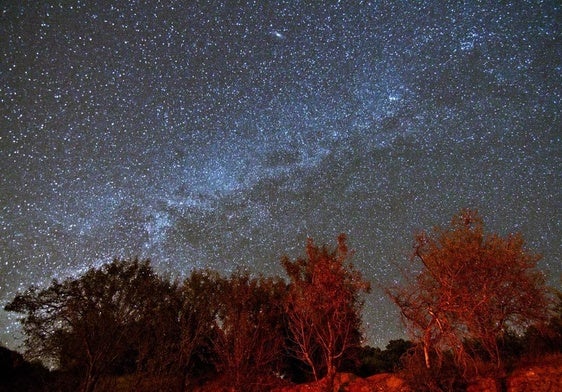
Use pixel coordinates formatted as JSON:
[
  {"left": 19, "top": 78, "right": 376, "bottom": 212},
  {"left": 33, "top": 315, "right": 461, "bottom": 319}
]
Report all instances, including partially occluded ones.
[
  {"left": 507, "top": 358, "right": 562, "bottom": 392},
  {"left": 364, "top": 373, "right": 411, "bottom": 392},
  {"left": 466, "top": 377, "right": 499, "bottom": 392},
  {"left": 272, "top": 372, "right": 410, "bottom": 392},
  {"left": 273, "top": 357, "right": 562, "bottom": 392},
  {"left": 465, "top": 356, "right": 562, "bottom": 392}
]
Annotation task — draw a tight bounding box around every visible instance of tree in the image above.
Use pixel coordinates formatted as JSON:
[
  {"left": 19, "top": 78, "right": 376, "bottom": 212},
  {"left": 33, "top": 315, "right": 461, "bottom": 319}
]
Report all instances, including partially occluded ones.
[
  {"left": 388, "top": 210, "right": 551, "bottom": 379},
  {"left": 176, "top": 269, "right": 223, "bottom": 390},
  {"left": 282, "top": 234, "right": 370, "bottom": 388},
  {"left": 522, "top": 289, "right": 562, "bottom": 357},
  {"left": 5, "top": 258, "right": 176, "bottom": 392},
  {"left": 211, "top": 271, "right": 288, "bottom": 391},
  {"left": 0, "top": 345, "right": 51, "bottom": 391},
  {"left": 133, "top": 269, "right": 226, "bottom": 391},
  {"left": 357, "top": 339, "right": 414, "bottom": 377}
]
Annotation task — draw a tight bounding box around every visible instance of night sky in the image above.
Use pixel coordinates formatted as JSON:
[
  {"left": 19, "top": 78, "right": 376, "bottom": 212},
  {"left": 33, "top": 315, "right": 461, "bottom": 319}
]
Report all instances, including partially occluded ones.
[{"left": 1, "top": 1, "right": 560, "bottom": 350}]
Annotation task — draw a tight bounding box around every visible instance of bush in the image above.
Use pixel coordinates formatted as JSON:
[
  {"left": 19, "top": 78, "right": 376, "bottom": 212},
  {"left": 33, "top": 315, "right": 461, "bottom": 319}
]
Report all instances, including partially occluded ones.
[{"left": 399, "top": 346, "right": 467, "bottom": 392}]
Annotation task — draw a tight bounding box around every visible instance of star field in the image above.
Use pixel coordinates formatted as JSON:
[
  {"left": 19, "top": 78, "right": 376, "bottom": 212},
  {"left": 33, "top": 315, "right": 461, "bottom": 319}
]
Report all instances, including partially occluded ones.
[{"left": 1, "top": 1, "right": 560, "bottom": 350}]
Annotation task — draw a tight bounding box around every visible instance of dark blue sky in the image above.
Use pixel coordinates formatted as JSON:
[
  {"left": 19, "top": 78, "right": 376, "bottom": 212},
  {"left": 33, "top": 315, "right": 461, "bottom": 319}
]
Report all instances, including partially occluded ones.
[{"left": 1, "top": 1, "right": 560, "bottom": 349}]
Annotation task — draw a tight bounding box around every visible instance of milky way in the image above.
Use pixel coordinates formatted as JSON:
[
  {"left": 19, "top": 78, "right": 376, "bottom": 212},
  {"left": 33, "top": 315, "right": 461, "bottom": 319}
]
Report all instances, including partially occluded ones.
[{"left": 1, "top": 1, "right": 560, "bottom": 350}]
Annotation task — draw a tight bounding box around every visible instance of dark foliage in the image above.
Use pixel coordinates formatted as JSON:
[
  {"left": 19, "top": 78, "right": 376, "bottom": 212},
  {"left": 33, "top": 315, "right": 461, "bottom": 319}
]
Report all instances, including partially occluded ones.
[
  {"left": 399, "top": 346, "right": 468, "bottom": 392},
  {"left": 357, "top": 339, "right": 414, "bottom": 377},
  {"left": 0, "top": 345, "right": 51, "bottom": 392},
  {"left": 211, "top": 271, "right": 288, "bottom": 392},
  {"left": 5, "top": 258, "right": 180, "bottom": 392}
]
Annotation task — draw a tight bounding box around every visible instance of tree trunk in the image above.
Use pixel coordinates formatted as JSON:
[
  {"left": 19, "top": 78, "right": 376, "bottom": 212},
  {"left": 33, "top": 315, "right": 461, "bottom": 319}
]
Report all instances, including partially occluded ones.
[
  {"left": 180, "top": 365, "right": 189, "bottom": 392},
  {"left": 325, "top": 362, "right": 336, "bottom": 392},
  {"left": 423, "top": 330, "right": 431, "bottom": 369},
  {"left": 82, "top": 370, "right": 98, "bottom": 392}
]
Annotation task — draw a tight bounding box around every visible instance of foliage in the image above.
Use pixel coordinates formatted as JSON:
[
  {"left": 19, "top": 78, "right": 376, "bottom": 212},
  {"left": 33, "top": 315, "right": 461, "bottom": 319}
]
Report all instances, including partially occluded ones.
[
  {"left": 5, "top": 258, "right": 177, "bottom": 392},
  {"left": 357, "top": 339, "right": 414, "bottom": 376},
  {"left": 282, "top": 234, "right": 370, "bottom": 387},
  {"left": 174, "top": 269, "right": 223, "bottom": 388},
  {"left": 0, "top": 345, "right": 51, "bottom": 392},
  {"left": 211, "top": 271, "right": 288, "bottom": 392},
  {"left": 399, "top": 345, "right": 467, "bottom": 392},
  {"left": 388, "top": 209, "right": 551, "bottom": 382},
  {"left": 521, "top": 289, "right": 562, "bottom": 358}
]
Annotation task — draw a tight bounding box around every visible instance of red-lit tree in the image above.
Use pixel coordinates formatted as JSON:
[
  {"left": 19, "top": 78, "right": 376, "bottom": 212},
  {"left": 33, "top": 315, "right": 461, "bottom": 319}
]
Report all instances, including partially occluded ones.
[
  {"left": 282, "top": 234, "right": 370, "bottom": 388},
  {"left": 389, "top": 210, "right": 551, "bottom": 379}
]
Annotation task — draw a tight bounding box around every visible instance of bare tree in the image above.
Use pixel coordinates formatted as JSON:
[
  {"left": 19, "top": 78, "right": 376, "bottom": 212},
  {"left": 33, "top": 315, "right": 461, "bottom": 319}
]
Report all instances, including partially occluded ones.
[
  {"left": 389, "top": 210, "right": 551, "bottom": 379},
  {"left": 282, "top": 234, "right": 370, "bottom": 389}
]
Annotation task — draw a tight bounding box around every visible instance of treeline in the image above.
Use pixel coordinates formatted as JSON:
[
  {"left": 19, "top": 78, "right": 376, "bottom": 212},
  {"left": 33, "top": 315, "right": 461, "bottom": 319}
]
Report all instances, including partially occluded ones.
[
  {"left": 5, "top": 235, "right": 370, "bottom": 392},
  {"left": 4, "top": 210, "right": 562, "bottom": 392}
]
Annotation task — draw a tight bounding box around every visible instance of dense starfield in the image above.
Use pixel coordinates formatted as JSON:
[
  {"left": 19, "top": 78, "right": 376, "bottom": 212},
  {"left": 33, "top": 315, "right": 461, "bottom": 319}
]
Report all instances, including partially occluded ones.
[{"left": 1, "top": 1, "right": 560, "bottom": 350}]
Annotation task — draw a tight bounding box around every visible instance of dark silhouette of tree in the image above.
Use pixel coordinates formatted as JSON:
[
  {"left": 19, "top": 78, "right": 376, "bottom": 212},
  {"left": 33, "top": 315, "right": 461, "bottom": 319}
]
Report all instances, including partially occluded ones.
[
  {"left": 0, "top": 345, "right": 51, "bottom": 391},
  {"left": 522, "top": 289, "right": 562, "bottom": 357},
  {"left": 282, "top": 234, "right": 370, "bottom": 389},
  {"left": 175, "top": 269, "right": 223, "bottom": 390},
  {"left": 211, "top": 271, "right": 288, "bottom": 392},
  {"left": 382, "top": 339, "right": 415, "bottom": 371},
  {"left": 388, "top": 209, "right": 551, "bottom": 381},
  {"left": 128, "top": 269, "right": 224, "bottom": 391},
  {"left": 357, "top": 339, "right": 414, "bottom": 376},
  {"left": 398, "top": 344, "right": 468, "bottom": 392},
  {"left": 5, "top": 258, "right": 175, "bottom": 392}
]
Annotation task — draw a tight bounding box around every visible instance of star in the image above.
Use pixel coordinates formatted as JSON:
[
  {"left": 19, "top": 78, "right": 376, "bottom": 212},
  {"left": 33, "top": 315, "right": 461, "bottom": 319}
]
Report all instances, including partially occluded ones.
[{"left": 0, "top": 0, "right": 560, "bottom": 351}]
